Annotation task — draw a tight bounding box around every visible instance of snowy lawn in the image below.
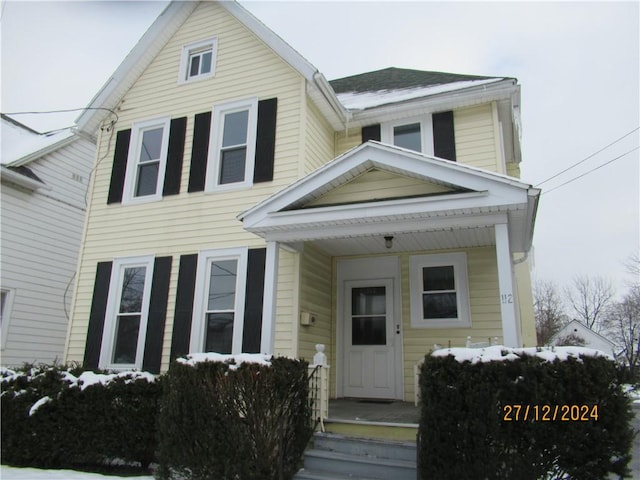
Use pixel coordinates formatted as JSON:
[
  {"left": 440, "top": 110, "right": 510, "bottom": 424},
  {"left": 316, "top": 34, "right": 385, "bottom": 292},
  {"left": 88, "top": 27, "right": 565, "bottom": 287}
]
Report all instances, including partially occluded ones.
[{"left": 0, "top": 465, "right": 154, "bottom": 479}]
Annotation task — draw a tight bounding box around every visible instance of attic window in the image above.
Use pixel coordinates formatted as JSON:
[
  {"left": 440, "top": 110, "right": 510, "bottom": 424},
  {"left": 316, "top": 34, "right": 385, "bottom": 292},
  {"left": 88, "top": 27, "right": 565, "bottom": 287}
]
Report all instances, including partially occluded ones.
[{"left": 179, "top": 37, "right": 217, "bottom": 83}]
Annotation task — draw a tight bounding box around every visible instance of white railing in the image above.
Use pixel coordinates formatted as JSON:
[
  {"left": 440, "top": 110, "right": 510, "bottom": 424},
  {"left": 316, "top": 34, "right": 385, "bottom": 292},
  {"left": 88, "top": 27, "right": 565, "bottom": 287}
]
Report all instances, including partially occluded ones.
[{"left": 308, "top": 344, "right": 329, "bottom": 432}]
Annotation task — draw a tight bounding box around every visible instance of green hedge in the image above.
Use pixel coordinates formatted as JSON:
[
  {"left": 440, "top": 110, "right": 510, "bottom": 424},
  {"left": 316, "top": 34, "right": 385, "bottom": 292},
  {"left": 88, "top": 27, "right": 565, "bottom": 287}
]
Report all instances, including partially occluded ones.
[
  {"left": 418, "top": 348, "right": 635, "bottom": 480},
  {"left": 1, "top": 364, "right": 161, "bottom": 469},
  {"left": 156, "top": 355, "right": 313, "bottom": 480}
]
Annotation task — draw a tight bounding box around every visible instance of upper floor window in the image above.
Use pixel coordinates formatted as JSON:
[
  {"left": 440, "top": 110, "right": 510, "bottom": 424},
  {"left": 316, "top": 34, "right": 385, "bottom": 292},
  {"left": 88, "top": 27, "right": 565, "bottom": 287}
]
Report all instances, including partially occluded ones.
[
  {"left": 179, "top": 37, "right": 217, "bottom": 83},
  {"left": 123, "top": 117, "right": 170, "bottom": 204},
  {"left": 206, "top": 98, "right": 258, "bottom": 191},
  {"left": 372, "top": 111, "right": 456, "bottom": 161}
]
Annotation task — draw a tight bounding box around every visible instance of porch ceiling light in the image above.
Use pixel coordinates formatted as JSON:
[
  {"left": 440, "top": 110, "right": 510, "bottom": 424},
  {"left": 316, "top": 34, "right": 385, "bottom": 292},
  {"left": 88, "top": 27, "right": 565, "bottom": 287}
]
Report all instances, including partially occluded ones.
[{"left": 384, "top": 235, "right": 394, "bottom": 249}]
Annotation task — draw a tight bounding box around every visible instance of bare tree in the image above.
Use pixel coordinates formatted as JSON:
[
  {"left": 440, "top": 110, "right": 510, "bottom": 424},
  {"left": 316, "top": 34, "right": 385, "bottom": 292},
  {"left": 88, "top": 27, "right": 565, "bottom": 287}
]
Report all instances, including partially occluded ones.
[
  {"left": 534, "top": 280, "right": 566, "bottom": 345},
  {"left": 605, "top": 286, "right": 640, "bottom": 379},
  {"left": 566, "top": 275, "right": 614, "bottom": 333}
]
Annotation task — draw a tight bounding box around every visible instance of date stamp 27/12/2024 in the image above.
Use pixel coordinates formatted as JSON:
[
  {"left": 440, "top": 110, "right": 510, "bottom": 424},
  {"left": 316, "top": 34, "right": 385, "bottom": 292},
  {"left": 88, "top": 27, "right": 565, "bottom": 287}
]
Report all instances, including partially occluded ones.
[{"left": 502, "top": 404, "right": 599, "bottom": 422}]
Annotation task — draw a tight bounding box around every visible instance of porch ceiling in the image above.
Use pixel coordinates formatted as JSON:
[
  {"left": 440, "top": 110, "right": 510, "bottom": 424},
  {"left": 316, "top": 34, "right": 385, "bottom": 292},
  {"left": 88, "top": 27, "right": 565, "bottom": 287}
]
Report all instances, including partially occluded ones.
[{"left": 308, "top": 225, "right": 496, "bottom": 256}]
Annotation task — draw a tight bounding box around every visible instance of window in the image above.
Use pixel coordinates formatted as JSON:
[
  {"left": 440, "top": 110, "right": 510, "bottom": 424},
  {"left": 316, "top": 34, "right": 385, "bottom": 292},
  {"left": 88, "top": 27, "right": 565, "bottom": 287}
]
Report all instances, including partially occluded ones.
[
  {"left": 190, "top": 248, "right": 248, "bottom": 354},
  {"left": 409, "top": 253, "right": 471, "bottom": 328},
  {"left": 206, "top": 98, "right": 258, "bottom": 191},
  {"left": 179, "top": 37, "right": 217, "bottom": 83},
  {"left": 100, "top": 256, "right": 154, "bottom": 369},
  {"left": 123, "top": 118, "right": 170, "bottom": 203},
  {"left": 1, "top": 289, "right": 14, "bottom": 349},
  {"left": 381, "top": 117, "right": 434, "bottom": 155}
]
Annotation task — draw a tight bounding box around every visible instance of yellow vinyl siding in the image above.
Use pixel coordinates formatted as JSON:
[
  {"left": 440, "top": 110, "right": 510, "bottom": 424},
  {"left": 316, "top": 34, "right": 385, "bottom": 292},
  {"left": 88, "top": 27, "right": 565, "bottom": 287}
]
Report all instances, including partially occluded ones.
[
  {"left": 304, "top": 99, "right": 335, "bottom": 175},
  {"left": 335, "top": 128, "right": 362, "bottom": 157},
  {"left": 66, "top": 2, "right": 313, "bottom": 367},
  {"left": 298, "top": 245, "right": 332, "bottom": 363},
  {"left": 454, "top": 104, "right": 500, "bottom": 172},
  {"left": 306, "top": 170, "right": 452, "bottom": 207}
]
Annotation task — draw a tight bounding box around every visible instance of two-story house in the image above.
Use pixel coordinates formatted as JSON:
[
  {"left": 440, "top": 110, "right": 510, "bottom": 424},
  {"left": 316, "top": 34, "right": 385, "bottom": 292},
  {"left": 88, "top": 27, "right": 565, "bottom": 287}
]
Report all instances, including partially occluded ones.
[
  {"left": 1, "top": 114, "right": 95, "bottom": 366},
  {"left": 65, "top": 0, "right": 539, "bottom": 405}
]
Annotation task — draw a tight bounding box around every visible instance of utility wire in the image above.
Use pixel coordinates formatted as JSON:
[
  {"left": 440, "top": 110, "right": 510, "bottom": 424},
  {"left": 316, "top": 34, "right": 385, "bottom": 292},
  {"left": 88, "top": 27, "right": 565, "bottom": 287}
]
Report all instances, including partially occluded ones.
[
  {"left": 535, "top": 126, "right": 639, "bottom": 187},
  {"left": 2, "top": 107, "right": 119, "bottom": 128},
  {"left": 542, "top": 145, "right": 639, "bottom": 195}
]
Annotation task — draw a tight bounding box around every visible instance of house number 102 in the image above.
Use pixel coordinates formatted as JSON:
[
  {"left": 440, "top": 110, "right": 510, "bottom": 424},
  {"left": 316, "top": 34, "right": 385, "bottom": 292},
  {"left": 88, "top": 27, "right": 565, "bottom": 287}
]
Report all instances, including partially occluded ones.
[{"left": 501, "top": 293, "right": 513, "bottom": 304}]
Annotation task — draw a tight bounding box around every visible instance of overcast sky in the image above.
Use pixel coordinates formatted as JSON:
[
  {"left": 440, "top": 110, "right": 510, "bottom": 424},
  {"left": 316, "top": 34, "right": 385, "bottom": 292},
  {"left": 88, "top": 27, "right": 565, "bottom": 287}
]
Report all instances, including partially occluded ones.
[{"left": 1, "top": 0, "right": 638, "bottom": 299}]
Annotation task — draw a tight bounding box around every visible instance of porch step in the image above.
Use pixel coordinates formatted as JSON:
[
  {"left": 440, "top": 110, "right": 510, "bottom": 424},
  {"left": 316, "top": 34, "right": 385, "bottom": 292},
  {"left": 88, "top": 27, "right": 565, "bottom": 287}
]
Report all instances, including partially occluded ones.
[
  {"left": 294, "top": 432, "right": 417, "bottom": 480},
  {"left": 323, "top": 418, "right": 419, "bottom": 442}
]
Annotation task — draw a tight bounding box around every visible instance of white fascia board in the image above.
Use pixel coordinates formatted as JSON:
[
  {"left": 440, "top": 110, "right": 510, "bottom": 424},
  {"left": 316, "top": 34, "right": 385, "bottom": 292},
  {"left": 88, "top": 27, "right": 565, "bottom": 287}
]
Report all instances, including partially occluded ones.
[
  {"left": 348, "top": 79, "right": 519, "bottom": 128},
  {"left": 76, "top": 1, "right": 197, "bottom": 135}
]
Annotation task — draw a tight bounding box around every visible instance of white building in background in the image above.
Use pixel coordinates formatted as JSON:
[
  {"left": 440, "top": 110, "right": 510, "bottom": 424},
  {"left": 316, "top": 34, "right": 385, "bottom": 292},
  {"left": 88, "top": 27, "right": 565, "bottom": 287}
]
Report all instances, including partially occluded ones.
[{"left": 1, "top": 114, "right": 95, "bottom": 366}]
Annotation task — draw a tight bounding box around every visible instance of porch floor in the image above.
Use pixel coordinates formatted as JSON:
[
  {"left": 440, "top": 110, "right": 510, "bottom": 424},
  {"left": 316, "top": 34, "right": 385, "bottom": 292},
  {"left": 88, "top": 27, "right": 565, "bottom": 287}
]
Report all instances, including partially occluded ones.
[{"left": 328, "top": 399, "right": 419, "bottom": 425}]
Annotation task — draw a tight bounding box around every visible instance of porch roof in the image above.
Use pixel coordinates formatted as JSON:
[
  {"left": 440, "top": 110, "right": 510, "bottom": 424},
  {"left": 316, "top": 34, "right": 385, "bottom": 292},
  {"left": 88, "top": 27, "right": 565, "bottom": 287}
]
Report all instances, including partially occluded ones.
[{"left": 239, "top": 142, "right": 540, "bottom": 255}]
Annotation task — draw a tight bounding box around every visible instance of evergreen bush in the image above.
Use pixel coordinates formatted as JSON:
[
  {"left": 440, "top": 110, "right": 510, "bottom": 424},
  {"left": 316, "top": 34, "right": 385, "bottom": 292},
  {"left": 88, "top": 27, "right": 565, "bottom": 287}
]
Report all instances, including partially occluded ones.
[
  {"left": 1, "top": 364, "right": 161, "bottom": 470},
  {"left": 418, "top": 348, "right": 635, "bottom": 480},
  {"left": 156, "top": 355, "right": 313, "bottom": 480}
]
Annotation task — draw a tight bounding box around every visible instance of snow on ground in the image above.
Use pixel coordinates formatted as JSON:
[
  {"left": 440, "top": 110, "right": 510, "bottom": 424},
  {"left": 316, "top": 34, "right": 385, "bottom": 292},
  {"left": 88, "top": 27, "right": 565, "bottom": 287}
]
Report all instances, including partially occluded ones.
[
  {"left": 431, "top": 345, "right": 612, "bottom": 364},
  {"left": 0, "top": 466, "right": 154, "bottom": 480}
]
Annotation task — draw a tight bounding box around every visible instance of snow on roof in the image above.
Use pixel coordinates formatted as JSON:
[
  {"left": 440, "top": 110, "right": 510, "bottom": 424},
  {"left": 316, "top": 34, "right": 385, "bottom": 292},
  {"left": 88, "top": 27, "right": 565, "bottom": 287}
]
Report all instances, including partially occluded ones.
[
  {"left": 1, "top": 115, "right": 74, "bottom": 166},
  {"left": 177, "top": 352, "right": 273, "bottom": 369},
  {"left": 431, "top": 345, "right": 613, "bottom": 364},
  {"left": 335, "top": 78, "right": 504, "bottom": 110}
]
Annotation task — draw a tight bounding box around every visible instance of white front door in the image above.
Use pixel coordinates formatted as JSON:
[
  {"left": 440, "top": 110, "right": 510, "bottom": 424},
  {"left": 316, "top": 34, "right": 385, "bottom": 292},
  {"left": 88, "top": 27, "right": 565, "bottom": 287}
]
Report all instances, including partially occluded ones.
[{"left": 342, "top": 278, "right": 398, "bottom": 399}]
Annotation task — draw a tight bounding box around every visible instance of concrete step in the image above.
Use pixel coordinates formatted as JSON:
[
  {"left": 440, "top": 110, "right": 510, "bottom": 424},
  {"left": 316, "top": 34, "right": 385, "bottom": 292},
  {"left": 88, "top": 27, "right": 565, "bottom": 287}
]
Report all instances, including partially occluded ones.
[{"left": 294, "top": 432, "right": 417, "bottom": 480}]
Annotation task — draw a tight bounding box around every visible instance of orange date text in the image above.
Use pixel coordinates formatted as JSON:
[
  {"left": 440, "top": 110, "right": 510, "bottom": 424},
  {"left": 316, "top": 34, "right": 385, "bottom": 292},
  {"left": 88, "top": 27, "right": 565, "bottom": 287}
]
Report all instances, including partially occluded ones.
[{"left": 502, "top": 404, "right": 598, "bottom": 422}]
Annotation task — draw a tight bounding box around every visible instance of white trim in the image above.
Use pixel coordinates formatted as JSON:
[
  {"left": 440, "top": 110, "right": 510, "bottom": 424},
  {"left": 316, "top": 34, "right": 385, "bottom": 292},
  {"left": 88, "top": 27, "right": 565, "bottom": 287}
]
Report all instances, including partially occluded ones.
[
  {"left": 99, "top": 255, "right": 155, "bottom": 370},
  {"left": 178, "top": 36, "right": 218, "bottom": 84},
  {"left": 122, "top": 117, "right": 171, "bottom": 204},
  {"left": 260, "top": 241, "right": 279, "bottom": 354},
  {"left": 1, "top": 288, "right": 15, "bottom": 350},
  {"left": 205, "top": 97, "right": 258, "bottom": 192},
  {"left": 409, "top": 252, "right": 471, "bottom": 328},
  {"left": 495, "top": 223, "right": 520, "bottom": 346},
  {"left": 189, "top": 247, "right": 248, "bottom": 354},
  {"left": 381, "top": 115, "right": 434, "bottom": 156}
]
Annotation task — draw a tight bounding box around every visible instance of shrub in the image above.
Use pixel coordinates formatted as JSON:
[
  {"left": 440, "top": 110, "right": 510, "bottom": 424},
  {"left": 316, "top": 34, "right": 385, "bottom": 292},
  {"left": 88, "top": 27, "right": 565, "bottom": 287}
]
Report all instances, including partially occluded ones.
[
  {"left": 157, "top": 354, "right": 313, "bottom": 480},
  {"left": 1, "top": 364, "right": 161, "bottom": 470},
  {"left": 418, "top": 347, "right": 635, "bottom": 480}
]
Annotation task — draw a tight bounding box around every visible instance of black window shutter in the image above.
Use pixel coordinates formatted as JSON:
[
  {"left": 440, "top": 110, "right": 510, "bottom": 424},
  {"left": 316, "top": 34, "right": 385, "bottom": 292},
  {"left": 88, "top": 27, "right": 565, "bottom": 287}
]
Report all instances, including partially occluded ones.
[
  {"left": 170, "top": 254, "right": 198, "bottom": 360},
  {"left": 142, "top": 256, "right": 172, "bottom": 373},
  {"left": 242, "top": 248, "right": 266, "bottom": 353},
  {"left": 188, "top": 112, "right": 212, "bottom": 193},
  {"left": 83, "top": 261, "right": 113, "bottom": 368},
  {"left": 254, "top": 98, "right": 278, "bottom": 183},
  {"left": 361, "top": 124, "right": 381, "bottom": 143},
  {"left": 107, "top": 129, "right": 131, "bottom": 204},
  {"left": 163, "top": 117, "right": 187, "bottom": 196},
  {"left": 433, "top": 111, "right": 457, "bottom": 161}
]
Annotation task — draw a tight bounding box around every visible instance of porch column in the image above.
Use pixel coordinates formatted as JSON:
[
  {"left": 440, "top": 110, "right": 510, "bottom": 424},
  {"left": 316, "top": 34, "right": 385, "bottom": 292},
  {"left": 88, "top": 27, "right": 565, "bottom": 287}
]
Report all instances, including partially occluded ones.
[
  {"left": 261, "top": 240, "right": 279, "bottom": 354},
  {"left": 495, "top": 223, "right": 520, "bottom": 347}
]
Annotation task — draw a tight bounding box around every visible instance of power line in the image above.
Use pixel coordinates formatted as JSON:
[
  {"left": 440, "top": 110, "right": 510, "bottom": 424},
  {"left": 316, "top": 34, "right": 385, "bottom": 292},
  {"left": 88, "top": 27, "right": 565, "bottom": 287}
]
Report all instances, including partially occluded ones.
[
  {"left": 542, "top": 146, "right": 639, "bottom": 195},
  {"left": 535, "top": 126, "right": 639, "bottom": 187},
  {"left": 1, "top": 107, "right": 119, "bottom": 128}
]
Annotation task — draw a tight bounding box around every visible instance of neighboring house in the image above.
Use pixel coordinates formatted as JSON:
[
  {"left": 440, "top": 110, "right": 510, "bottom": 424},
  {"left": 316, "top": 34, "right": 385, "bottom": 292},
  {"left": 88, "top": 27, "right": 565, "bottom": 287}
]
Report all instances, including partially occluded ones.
[
  {"left": 551, "top": 319, "right": 616, "bottom": 358},
  {"left": 1, "top": 114, "right": 95, "bottom": 366},
  {"left": 65, "top": 0, "right": 540, "bottom": 404}
]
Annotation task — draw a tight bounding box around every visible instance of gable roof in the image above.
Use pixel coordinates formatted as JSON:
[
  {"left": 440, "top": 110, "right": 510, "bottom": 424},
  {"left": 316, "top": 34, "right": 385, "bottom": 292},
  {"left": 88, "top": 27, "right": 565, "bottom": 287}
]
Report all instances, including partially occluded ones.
[
  {"left": 76, "top": 0, "right": 347, "bottom": 135},
  {"left": 240, "top": 141, "right": 539, "bottom": 251},
  {"left": 550, "top": 320, "right": 616, "bottom": 355}
]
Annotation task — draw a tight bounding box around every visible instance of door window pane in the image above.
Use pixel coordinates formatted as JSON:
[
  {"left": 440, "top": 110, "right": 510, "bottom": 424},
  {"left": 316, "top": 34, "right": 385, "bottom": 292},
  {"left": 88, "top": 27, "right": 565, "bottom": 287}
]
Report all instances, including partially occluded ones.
[
  {"left": 351, "top": 286, "right": 387, "bottom": 345},
  {"left": 352, "top": 316, "right": 386, "bottom": 345},
  {"left": 394, "top": 123, "right": 421, "bottom": 152}
]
